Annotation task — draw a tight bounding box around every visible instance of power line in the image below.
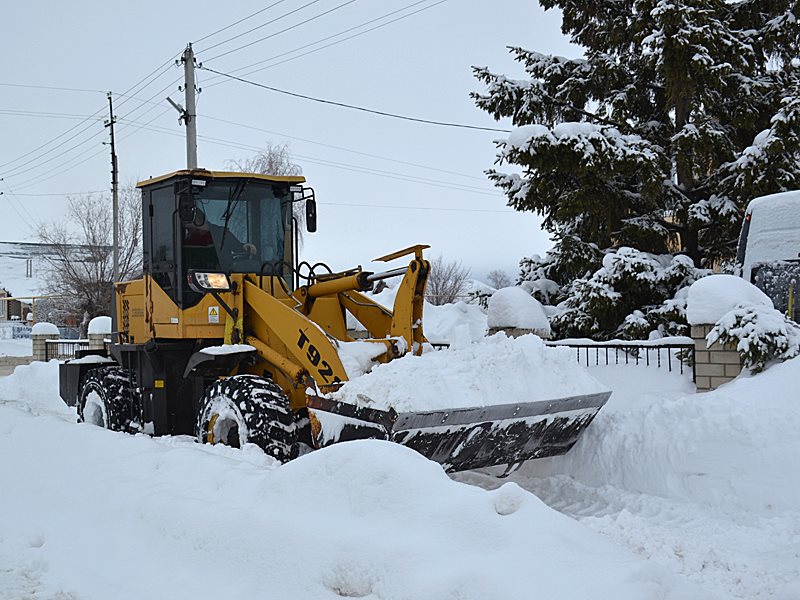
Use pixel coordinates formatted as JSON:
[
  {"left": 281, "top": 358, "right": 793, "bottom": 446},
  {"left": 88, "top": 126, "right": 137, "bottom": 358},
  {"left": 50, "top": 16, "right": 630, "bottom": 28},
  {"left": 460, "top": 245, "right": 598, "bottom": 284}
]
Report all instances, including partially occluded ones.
[
  {"left": 0, "top": 82, "right": 106, "bottom": 94},
  {"left": 115, "top": 117, "right": 501, "bottom": 196},
  {"left": 201, "top": 113, "right": 485, "bottom": 181},
  {"left": 0, "top": 109, "right": 105, "bottom": 121},
  {"left": 1, "top": 179, "right": 37, "bottom": 223},
  {"left": 199, "top": 0, "right": 326, "bottom": 55},
  {"left": 203, "top": 0, "right": 359, "bottom": 62},
  {"left": 10, "top": 190, "right": 106, "bottom": 197},
  {"left": 0, "top": 56, "right": 180, "bottom": 182},
  {"left": 199, "top": 66, "right": 511, "bottom": 133},
  {"left": 193, "top": 0, "right": 292, "bottom": 45},
  {"left": 9, "top": 107, "right": 173, "bottom": 193},
  {"left": 319, "top": 201, "right": 513, "bottom": 214},
  {"left": 204, "top": 0, "right": 446, "bottom": 82}
]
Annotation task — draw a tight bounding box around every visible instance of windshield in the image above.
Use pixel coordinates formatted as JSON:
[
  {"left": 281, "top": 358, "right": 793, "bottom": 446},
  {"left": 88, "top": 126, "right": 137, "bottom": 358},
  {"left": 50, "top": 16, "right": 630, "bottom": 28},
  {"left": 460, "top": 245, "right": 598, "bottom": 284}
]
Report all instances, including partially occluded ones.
[{"left": 182, "top": 179, "right": 290, "bottom": 274}]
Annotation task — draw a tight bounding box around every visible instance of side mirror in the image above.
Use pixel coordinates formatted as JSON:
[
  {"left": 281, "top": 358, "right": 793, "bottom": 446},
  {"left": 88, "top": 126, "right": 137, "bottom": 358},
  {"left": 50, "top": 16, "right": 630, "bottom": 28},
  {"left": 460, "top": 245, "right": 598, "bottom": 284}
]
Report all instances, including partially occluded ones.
[
  {"left": 178, "top": 193, "right": 196, "bottom": 222},
  {"left": 305, "top": 197, "right": 317, "bottom": 233}
]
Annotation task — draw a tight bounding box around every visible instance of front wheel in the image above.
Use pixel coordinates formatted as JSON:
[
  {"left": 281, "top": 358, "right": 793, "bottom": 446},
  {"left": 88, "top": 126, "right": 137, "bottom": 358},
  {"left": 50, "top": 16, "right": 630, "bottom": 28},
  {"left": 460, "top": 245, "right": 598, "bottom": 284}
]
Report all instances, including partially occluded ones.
[{"left": 196, "top": 375, "right": 296, "bottom": 462}]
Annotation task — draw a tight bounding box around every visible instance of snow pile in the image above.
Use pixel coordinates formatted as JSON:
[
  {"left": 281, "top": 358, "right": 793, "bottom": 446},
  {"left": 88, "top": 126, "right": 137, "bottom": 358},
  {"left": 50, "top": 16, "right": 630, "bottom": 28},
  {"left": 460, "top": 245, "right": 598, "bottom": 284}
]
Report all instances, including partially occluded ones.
[
  {"left": 423, "top": 301, "right": 487, "bottom": 343},
  {"left": 30, "top": 322, "right": 59, "bottom": 336},
  {"left": 502, "top": 357, "right": 800, "bottom": 599},
  {"left": 337, "top": 340, "right": 390, "bottom": 378},
  {"left": 0, "top": 360, "right": 71, "bottom": 419},
  {"left": 686, "top": 274, "right": 772, "bottom": 325},
  {"left": 0, "top": 368, "right": 706, "bottom": 600},
  {"left": 330, "top": 333, "right": 607, "bottom": 413},
  {"left": 488, "top": 286, "right": 550, "bottom": 334},
  {"left": 87, "top": 316, "right": 112, "bottom": 335},
  {"left": 522, "top": 356, "right": 800, "bottom": 514}
]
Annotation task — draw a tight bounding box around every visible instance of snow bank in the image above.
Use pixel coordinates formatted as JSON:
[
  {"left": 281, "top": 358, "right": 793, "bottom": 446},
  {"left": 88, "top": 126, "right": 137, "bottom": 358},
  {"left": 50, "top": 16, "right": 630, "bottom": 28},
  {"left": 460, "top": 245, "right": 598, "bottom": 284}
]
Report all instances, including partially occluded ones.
[
  {"left": 30, "top": 322, "right": 59, "bottom": 336},
  {"left": 423, "top": 301, "right": 487, "bottom": 343},
  {"left": 686, "top": 274, "right": 772, "bottom": 325},
  {"left": 488, "top": 286, "right": 550, "bottom": 334},
  {"left": 522, "top": 356, "right": 800, "bottom": 515},
  {"left": 331, "top": 333, "right": 607, "bottom": 413},
  {"left": 0, "top": 363, "right": 705, "bottom": 599},
  {"left": 87, "top": 315, "right": 112, "bottom": 335}
]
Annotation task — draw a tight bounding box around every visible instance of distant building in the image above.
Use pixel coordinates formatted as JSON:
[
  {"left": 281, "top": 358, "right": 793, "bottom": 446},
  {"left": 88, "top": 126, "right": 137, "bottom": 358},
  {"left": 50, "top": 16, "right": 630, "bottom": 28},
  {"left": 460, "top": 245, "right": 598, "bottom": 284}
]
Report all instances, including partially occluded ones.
[{"left": 0, "top": 241, "right": 75, "bottom": 323}]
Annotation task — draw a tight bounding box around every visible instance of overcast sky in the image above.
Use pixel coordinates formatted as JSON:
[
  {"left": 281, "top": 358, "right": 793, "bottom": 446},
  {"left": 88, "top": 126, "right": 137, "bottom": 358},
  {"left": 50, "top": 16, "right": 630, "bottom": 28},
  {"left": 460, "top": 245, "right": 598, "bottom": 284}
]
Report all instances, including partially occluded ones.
[{"left": 1, "top": 1, "right": 577, "bottom": 282}]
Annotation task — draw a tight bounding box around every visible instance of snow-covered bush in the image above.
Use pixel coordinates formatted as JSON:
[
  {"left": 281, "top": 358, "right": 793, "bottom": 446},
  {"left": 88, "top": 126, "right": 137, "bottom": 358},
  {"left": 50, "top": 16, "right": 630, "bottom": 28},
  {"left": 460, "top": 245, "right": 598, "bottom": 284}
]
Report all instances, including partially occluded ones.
[
  {"left": 542, "top": 247, "right": 710, "bottom": 340},
  {"left": 707, "top": 304, "right": 800, "bottom": 373}
]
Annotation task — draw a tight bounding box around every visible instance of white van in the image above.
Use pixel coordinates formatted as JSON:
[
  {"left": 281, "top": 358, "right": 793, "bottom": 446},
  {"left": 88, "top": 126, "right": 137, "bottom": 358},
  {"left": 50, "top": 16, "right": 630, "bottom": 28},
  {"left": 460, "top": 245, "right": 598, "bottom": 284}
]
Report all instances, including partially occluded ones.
[{"left": 735, "top": 190, "right": 800, "bottom": 321}]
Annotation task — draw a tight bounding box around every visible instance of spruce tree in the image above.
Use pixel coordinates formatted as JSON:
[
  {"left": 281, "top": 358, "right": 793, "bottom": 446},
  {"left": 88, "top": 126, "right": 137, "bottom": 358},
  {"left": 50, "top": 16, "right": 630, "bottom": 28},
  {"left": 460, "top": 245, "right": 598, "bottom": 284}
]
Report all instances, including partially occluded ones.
[{"left": 474, "top": 1, "right": 800, "bottom": 339}]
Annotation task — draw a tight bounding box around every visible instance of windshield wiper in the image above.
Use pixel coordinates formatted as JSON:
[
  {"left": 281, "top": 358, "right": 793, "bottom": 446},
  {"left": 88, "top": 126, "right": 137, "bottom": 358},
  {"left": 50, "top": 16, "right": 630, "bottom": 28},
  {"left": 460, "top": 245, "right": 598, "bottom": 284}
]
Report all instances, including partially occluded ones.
[{"left": 220, "top": 180, "right": 247, "bottom": 250}]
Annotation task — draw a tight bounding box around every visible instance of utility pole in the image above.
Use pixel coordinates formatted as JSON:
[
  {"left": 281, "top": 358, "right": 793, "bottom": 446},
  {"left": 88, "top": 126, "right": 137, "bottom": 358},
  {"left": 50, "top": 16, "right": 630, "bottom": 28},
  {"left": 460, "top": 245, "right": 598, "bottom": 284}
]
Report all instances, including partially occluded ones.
[
  {"left": 104, "top": 92, "right": 119, "bottom": 282},
  {"left": 167, "top": 44, "right": 203, "bottom": 170},
  {"left": 182, "top": 44, "right": 198, "bottom": 169},
  {"left": 167, "top": 44, "right": 200, "bottom": 169}
]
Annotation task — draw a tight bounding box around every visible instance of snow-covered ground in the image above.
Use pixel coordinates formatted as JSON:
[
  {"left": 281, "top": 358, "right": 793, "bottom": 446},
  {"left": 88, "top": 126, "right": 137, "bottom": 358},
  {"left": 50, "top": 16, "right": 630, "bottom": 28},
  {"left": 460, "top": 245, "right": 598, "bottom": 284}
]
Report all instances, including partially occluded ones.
[
  {"left": 457, "top": 358, "right": 800, "bottom": 600},
  {"left": 2, "top": 361, "right": 704, "bottom": 600},
  {"left": 1, "top": 355, "right": 798, "bottom": 599},
  {"left": 0, "top": 338, "right": 31, "bottom": 357}
]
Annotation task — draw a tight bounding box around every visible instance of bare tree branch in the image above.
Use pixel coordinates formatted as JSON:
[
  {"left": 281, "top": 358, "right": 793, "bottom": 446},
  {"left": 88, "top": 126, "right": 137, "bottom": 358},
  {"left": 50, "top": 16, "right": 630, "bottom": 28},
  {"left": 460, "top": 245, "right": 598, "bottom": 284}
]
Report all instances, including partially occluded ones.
[
  {"left": 487, "top": 269, "right": 512, "bottom": 289},
  {"left": 425, "top": 256, "right": 471, "bottom": 306},
  {"left": 35, "top": 187, "right": 142, "bottom": 330}
]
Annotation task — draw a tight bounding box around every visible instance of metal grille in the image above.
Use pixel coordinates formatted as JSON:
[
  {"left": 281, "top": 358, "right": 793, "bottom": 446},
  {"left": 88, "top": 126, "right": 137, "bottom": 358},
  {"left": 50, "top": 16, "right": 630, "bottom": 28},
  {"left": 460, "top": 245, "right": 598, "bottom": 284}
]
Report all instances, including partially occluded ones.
[
  {"left": 45, "top": 340, "right": 89, "bottom": 361},
  {"left": 546, "top": 342, "right": 695, "bottom": 381}
]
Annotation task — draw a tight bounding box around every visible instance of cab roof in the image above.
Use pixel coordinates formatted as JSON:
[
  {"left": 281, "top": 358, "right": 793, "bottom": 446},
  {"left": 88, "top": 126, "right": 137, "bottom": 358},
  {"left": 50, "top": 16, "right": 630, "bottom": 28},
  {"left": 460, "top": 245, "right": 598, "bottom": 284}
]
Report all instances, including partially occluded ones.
[{"left": 136, "top": 169, "right": 306, "bottom": 188}]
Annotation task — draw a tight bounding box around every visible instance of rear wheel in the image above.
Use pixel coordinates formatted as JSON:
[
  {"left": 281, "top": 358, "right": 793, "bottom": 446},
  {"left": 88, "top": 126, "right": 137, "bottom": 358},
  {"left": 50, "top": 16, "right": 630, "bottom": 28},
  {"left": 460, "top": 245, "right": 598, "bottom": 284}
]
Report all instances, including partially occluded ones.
[
  {"left": 196, "top": 375, "right": 296, "bottom": 462},
  {"left": 78, "top": 367, "right": 136, "bottom": 432}
]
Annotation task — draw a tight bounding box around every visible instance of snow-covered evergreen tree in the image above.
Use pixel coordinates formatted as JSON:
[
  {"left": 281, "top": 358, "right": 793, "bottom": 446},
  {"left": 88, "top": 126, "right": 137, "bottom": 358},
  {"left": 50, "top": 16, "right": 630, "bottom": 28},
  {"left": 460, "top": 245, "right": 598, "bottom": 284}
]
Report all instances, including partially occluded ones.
[{"left": 474, "top": 1, "right": 800, "bottom": 339}]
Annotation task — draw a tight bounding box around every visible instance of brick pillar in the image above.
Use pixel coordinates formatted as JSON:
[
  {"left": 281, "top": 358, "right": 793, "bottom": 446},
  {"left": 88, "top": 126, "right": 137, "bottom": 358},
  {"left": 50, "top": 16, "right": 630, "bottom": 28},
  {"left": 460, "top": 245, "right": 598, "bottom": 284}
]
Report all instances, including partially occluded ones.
[
  {"left": 88, "top": 333, "right": 106, "bottom": 350},
  {"left": 691, "top": 324, "right": 743, "bottom": 391},
  {"left": 31, "top": 322, "right": 60, "bottom": 362}
]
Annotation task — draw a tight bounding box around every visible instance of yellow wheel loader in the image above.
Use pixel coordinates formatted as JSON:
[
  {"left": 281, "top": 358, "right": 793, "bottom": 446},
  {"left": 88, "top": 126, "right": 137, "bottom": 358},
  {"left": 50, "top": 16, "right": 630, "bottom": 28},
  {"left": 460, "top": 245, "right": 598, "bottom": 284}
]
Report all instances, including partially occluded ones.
[{"left": 59, "top": 169, "right": 609, "bottom": 471}]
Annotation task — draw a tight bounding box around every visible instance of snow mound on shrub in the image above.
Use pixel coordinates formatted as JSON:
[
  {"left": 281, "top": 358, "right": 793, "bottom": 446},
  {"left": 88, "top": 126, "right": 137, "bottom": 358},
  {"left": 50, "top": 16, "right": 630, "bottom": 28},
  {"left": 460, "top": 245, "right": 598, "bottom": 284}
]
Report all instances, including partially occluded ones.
[
  {"left": 708, "top": 304, "right": 800, "bottom": 371},
  {"left": 686, "top": 274, "right": 772, "bottom": 325},
  {"left": 488, "top": 287, "right": 550, "bottom": 334}
]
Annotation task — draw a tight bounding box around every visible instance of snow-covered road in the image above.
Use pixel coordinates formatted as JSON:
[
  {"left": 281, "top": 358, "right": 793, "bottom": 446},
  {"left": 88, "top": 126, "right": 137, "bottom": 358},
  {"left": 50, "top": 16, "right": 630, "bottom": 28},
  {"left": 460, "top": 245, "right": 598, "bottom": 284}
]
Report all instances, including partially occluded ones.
[{"left": 2, "top": 356, "right": 798, "bottom": 599}]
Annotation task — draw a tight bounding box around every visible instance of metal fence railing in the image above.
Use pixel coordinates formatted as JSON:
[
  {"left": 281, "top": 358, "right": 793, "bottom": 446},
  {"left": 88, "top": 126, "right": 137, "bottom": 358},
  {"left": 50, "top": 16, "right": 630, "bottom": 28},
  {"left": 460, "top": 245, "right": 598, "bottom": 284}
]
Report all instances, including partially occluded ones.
[
  {"left": 45, "top": 339, "right": 89, "bottom": 361},
  {"left": 544, "top": 341, "right": 695, "bottom": 381},
  {"left": 430, "top": 338, "right": 695, "bottom": 381}
]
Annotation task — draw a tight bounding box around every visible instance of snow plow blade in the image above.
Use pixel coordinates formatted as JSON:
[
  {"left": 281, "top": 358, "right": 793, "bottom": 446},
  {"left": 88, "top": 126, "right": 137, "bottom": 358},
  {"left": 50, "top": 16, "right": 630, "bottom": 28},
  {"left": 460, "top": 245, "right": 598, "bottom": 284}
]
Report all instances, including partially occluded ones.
[{"left": 306, "top": 391, "right": 611, "bottom": 472}]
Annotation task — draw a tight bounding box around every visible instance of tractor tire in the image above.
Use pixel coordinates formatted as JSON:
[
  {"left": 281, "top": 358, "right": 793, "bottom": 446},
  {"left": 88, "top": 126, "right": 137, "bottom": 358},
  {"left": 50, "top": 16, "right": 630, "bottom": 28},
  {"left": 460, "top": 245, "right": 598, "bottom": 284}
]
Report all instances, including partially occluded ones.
[
  {"left": 78, "top": 367, "right": 136, "bottom": 433},
  {"left": 196, "top": 375, "right": 296, "bottom": 462}
]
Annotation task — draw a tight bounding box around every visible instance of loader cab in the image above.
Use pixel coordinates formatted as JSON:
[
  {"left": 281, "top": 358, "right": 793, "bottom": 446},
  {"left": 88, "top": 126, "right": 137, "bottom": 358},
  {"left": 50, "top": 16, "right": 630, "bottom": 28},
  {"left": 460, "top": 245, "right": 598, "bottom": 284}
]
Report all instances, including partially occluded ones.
[{"left": 138, "top": 170, "right": 310, "bottom": 308}]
